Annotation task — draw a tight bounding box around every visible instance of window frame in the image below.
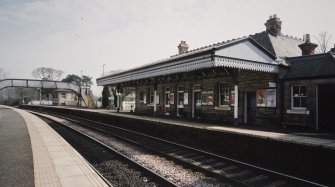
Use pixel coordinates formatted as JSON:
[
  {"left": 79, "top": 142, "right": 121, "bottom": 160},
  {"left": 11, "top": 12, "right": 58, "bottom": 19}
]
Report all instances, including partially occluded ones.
[
  {"left": 149, "top": 88, "right": 154, "bottom": 104},
  {"left": 291, "top": 85, "right": 307, "bottom": 109},
  {"left": 219, "top": 82, "right": 230, "bottom": 107}
]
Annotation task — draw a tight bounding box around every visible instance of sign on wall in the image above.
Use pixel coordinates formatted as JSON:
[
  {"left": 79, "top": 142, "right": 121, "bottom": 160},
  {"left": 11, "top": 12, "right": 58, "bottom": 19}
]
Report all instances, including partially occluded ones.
[
  {"left": 184, "top": 92, "right": 188, "bottom": 105},
  {"left": 256, "top": 88, "right": 276, "bottom": 107}
]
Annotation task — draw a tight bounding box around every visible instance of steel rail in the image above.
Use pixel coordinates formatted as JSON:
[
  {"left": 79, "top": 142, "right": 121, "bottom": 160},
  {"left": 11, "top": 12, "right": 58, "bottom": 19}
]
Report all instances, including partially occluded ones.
[
  {"left": 33, "top": 112, "right": 178, "bottom": 187},
  {"left": 29, "top": 110, "right": 327, "bottom": 187}
]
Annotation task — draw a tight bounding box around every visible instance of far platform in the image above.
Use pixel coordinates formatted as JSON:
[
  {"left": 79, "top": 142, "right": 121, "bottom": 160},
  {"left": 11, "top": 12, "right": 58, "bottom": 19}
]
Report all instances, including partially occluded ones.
[{"left": 24, "top": 105, "right": 335, "bottom": 150}]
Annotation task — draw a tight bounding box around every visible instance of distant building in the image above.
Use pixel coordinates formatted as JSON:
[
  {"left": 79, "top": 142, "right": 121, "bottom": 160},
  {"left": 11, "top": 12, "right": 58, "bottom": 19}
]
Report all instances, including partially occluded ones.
[
  {"left": 52, "top": 89, "right": 78, "bottom": 106},
  {"left": 97, "top": 15, "right": 335, "bottom": 132}
]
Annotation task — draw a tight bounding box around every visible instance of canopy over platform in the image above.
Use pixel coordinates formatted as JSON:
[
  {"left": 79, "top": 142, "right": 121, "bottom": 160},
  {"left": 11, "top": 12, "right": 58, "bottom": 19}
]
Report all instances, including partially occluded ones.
[{"left": 97, "top": 37, "right": 279, "bottom": 86}]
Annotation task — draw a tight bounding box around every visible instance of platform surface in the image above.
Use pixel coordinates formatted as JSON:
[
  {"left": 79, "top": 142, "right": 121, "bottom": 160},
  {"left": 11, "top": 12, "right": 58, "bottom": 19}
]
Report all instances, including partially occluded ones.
[
  {"left": 0, "top": 105, "right": 109, "bottom": 187},
  {"left": 99, "top": 110, "right": 335, "bottom": 150},
  {"left": 0, "top": 106, "right": 34, "bottom": 187}
]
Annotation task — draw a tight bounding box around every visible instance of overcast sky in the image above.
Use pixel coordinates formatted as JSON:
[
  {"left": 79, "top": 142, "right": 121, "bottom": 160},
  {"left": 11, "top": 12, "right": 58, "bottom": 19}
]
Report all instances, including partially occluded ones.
[{"left": 1, "top": 0, "right": 334, "bottom": 96}]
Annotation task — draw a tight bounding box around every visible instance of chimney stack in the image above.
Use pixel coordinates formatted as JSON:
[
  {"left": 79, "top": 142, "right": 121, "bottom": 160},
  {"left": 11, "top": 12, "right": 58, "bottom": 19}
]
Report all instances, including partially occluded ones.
[
  {"left": 298, "top": 34, "right": 318, "bottom": 56},
  {"left": 265, "top": 14, "right": 282, "bottom": 36},
  {"left": 178, "top": 41, "right": 189, "bottom": 54}
]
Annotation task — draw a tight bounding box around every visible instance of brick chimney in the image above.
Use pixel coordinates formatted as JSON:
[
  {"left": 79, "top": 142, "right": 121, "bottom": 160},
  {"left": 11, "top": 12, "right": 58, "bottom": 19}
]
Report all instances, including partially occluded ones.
[
  {"left": 265, "top": 14, "right": 282, "bottom": 36},
  {"left": 298, "top": 34, "right": 318, "bottom": 55},
  {"left": 178, "top": 41, "right": 189, "bottom": 54},
  {"left": 330, "top": 44, "right": 335, "bottom": 53}
]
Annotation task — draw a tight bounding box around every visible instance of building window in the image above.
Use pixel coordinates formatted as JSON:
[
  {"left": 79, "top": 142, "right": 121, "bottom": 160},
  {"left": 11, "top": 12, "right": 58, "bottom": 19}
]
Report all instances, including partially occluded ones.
[
  {"left": 219, "top": 83, "right": 230, "bottom": 107},
  {"left": 149, "top": 88, "right": 154, "bottom": 104},
  {"left": 165, "top": 88, "right": 170, "bottom": 107},
  {"left": 291, "top": 85, "right": 307, "bottom": 109},
  {"left": 201, "top": 91, "right": 214, "bottom": 105},
  {"left": 177, "top": 87, "right": 184, "bottom": 106}
]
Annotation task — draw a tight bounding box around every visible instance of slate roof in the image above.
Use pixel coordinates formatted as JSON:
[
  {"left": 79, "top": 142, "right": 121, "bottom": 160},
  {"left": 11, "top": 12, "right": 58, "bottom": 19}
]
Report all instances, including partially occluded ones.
[
  {"left": 99, "top": 31, "right": 302, "bottom": 80},
  {"left": 250, "top": 31, "right": 303, "bottom": 58},
  {"left": 281, "top": 53, "right": 335, "bottom": 80}
]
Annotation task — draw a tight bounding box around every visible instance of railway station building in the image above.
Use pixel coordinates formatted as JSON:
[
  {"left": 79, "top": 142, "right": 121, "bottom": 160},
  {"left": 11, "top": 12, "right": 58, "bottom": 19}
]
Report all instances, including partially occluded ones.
[{"left": 97, "top": 15, "right": 335, "bottom": 131}]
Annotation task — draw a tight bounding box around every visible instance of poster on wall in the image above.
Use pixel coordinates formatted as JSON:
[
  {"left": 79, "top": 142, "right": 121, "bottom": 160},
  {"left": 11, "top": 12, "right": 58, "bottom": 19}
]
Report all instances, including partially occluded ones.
[
  {"left": 207, "top": 91, "right": 213, "bottom": 105},
  {"left": 230, "top": 91, "right": 235, "bottom": 106},
  {"left": 256, "top": 89, "right": 276, "bottom": 107},
  {"left": 169, "top": 93, "right": 174, "bottom": 105},
  {"left": 184, "top": 92, "right": 188, "bottom": 105}
]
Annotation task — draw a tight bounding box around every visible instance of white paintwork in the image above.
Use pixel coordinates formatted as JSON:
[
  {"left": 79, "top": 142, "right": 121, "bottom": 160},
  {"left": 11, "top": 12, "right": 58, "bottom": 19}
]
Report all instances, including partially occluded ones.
[
  {"left": 215, "top": 40, "right": 275, "bottom": 64},
  {"left": 234, "top": 85, "right": 238, "bottom": 120},
  {"left": 214, "top": 57, "right": 278, "bottom": 73}
]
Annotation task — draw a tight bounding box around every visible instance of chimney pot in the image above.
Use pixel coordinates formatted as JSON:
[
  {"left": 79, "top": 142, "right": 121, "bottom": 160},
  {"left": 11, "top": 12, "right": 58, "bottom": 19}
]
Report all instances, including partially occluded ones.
[
  {"left": 178, "top": 41, "right": 189, "bottom": 54},
  {"left": 305, "top": 34, "right": 310, "bottom": 42},
  {"left": 265, "top": 14, "right": 282, "bottom": 36},
  {"left": 298, "top": 34, "right": 318, "bottom": 55}
]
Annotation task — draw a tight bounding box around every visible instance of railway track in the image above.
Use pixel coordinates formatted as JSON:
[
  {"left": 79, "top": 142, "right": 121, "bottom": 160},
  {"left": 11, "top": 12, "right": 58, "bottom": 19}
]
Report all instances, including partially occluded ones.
[
  {"left": 36, "top": 113, "right": 178, "bottom": 187},
  {"left": 31, "top": 110, "right": 327, "bottom": 187}
]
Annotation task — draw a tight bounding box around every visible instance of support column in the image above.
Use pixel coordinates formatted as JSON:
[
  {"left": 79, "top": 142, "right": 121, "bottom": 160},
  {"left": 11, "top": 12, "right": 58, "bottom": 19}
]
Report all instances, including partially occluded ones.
[
  {"left": 234, "top": 84, "right": 239, "bottom": 125},
  {"left": 153, "top": 90, "right": 157, "bottom": 115},
  {"left": 116, "top": 93, "right": 120, "bottom": 112}
]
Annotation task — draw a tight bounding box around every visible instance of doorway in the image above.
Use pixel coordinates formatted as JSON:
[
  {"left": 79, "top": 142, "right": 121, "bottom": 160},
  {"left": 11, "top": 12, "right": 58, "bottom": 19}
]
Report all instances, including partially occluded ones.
[
  {"left": 245, "top": 92, "right": 256, "bottom": 124},
  {"left": 193, "top": 91, "right": 202, "bottom": 119},
  {"left": 317, "top": 84, "right": 335, "bottom": 131}
]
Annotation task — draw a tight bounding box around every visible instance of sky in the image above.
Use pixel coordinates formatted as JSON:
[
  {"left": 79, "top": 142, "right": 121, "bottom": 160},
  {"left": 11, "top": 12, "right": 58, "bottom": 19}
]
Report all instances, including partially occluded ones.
[{"left": 1, "top": 0, "right": 334, "bottom": 96}]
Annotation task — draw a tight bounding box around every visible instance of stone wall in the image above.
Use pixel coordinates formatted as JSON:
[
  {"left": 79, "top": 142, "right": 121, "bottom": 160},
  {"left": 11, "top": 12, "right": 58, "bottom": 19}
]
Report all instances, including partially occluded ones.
[{"left": 283, "top": 78, "right": 335, "bottom": 130}]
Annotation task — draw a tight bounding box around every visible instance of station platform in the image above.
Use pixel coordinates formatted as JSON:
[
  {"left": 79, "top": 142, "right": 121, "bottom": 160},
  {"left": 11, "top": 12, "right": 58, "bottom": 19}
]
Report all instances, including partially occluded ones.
[{"left": 0, "top": 105, "right": 109, "bottom": 187}]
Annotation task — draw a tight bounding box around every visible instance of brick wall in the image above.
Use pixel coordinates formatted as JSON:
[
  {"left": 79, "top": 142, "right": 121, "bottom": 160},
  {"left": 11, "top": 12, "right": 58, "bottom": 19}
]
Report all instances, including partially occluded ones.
[{"left": 134, "top": 69, "right": 280, "bottom": 126}]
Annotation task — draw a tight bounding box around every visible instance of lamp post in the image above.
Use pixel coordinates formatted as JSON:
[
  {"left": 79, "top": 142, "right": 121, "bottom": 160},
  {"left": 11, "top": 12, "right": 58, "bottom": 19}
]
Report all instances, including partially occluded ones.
[{"left": 103, "top": 64, "right": 106, "bottom": 76}]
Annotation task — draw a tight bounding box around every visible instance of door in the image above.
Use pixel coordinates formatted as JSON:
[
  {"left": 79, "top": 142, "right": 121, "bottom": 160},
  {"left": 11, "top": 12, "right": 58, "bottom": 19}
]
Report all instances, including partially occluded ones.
[
  {"left": 247, "top": 92, "right": 256, "bottom": 124},
  {"left": 318, "top": 84, "right": 335, "bottom": 131},
  {"left": 194, "top": 91, "right": 202, "bottom": 119}
]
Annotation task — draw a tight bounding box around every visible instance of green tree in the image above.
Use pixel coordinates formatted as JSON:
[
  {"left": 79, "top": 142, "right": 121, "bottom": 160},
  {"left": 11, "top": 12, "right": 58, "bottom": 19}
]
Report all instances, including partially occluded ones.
[
  {"left": 102, "top": 86, "right": 111, "bottom": 108},
  {"left": 81, "top": 75, "right": 93, "bottom": 88},
  {"left": 62, "top": 74, "right": 93, "bottom": 88},
  {"left": 61, "top": 74, "right": 82, "bottom": 86}
]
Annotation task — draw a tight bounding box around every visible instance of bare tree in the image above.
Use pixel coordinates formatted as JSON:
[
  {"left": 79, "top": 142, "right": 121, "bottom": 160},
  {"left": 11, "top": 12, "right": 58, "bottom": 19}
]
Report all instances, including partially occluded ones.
[
  {"left": 0, "top": 68, "right": 10, "bottom": 80},
  {"left": 314, "top": 32, "right": 332, "bottom": 53},
  {"left": 32, "top": 67, "right": 64, "bottom": 80}
]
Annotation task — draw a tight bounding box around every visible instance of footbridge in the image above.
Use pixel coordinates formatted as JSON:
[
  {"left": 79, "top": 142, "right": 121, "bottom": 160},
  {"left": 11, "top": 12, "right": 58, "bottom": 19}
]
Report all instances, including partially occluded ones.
[
  {"left": 0, "top": 79, "right": 96, "bottom": 108},
  {"left": 0, "top": 79, "right": 80, "bottom": 93}
]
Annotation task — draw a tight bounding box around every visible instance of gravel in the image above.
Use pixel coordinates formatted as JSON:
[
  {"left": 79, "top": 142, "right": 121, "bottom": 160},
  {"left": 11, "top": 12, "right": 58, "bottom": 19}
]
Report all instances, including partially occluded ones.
[
  {"left": 65, "top": 121, "right": 231, "bottom": 187},
  {"left": 44, "top": 118, "right": 158, "bottom": 187}
]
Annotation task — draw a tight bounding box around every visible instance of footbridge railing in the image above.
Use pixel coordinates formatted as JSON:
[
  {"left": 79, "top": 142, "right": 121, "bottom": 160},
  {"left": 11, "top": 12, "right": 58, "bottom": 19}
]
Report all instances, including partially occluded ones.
[{"left": 0, "top": 79, "right": 80, "bottom": 94}]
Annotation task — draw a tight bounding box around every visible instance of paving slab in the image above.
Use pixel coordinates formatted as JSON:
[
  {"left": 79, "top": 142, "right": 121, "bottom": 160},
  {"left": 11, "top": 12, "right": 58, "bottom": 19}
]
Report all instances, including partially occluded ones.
[{"left": 2, "top": 105, "right": 109, "bottom": 187}]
